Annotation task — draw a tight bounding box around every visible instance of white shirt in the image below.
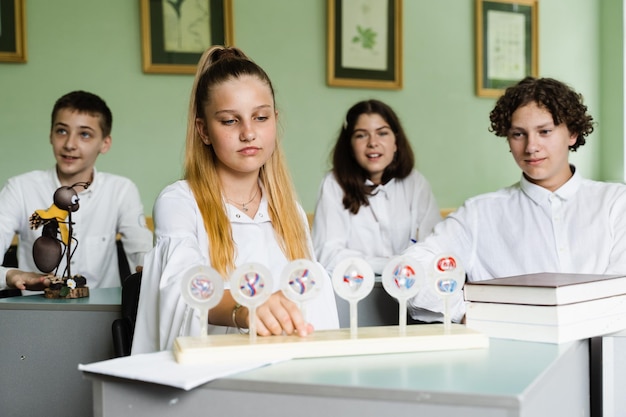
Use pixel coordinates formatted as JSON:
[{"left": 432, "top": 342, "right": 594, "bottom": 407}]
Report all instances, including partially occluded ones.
[
  {"left": 312, "top": 170, "right": 441, "bottom": 275},
  {"left": 132, "top": 180, "right": 339, "bottom": 354},
  {"left": 0, "top": 168, "right": 153, "bottom": 289},
  {"left": 404, "top": 168, "right": 626, "bottom": 323}
]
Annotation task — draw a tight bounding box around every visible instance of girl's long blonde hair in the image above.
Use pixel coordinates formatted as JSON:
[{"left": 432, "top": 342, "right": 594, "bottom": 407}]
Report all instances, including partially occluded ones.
[{"left": 184, "top": 45, "right": 310, "bottom": 277}]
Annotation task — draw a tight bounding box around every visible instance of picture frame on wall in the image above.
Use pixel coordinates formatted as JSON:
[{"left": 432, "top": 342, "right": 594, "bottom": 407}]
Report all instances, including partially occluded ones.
[
  {"left": 475, "top": 0, "right": 538, "bottom": 98},
  {"left": 0, "top": 0, "right": 27, "bottom": 63},
  {"left": 140, "top": 0, "right": 234, "bottom": 75},
  {"left": 327, "top": 0, "right": 402, "bottom": 90}
]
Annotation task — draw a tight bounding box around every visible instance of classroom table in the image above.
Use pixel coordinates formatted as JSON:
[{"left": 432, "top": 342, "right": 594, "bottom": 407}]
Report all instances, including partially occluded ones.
[
  {"left": 596, "top": 330, "right": 626, "bottom": 417},
  {"left": 0, "top": 287, "right": 121, "bottom": 417},
  {"left": 84, "top": 338, "right": 591, "bottom": 417}
]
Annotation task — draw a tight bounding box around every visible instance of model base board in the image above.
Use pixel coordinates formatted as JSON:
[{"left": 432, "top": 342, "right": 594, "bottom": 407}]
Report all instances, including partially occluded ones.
[{"left": 173, "top": 324, "right": 489, "bottom": 364}]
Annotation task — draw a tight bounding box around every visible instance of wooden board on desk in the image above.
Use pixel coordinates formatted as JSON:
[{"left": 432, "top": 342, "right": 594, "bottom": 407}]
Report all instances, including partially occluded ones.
[
  {"left": 173, "top": 324, "right": 489, "bottom": 364},
  {"left": 44, "top": 286, "right": 89, "bottom": 299}
]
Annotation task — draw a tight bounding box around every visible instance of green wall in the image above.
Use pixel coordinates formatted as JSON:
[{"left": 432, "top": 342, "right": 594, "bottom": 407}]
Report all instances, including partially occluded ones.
[
  {"left": 600, "top": 0, "right": 624, "bottom": 181},
  {"left": 0, "top": 0, "right": 620, "bottom": 215}
]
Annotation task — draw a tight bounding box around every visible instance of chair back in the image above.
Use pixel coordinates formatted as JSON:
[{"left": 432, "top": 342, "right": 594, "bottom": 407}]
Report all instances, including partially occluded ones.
[{"left": 111, "top": 271, "right": 142, "bottom": 357}]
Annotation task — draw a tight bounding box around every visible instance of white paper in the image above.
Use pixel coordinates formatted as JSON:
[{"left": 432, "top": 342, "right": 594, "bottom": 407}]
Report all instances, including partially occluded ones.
[
  {"left": 79, "top": 351, "right": 284, "bottom": 391},
  {"left": 486, "top": 10, "right": 526, "bottom": 80},
  {"left": 341, "top": 0, "right": 388, "bottom": 71},
  {"left": 162, "top": 0, "right": 211, "bottom": 53}
]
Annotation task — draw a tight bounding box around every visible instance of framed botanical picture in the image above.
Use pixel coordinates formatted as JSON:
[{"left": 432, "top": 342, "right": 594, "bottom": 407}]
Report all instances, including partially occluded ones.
[
  {"left": 140, "top": 0, "right": 234, "bottom": 75},
  {"left": 327, "top": 0, "right": 402, "bottom": 90},
  {"left": 475, "top": 0, "right": 538, "bottom": 98},
  {"left": 0, "top": 0, "right": 27, "bottom": 63}
]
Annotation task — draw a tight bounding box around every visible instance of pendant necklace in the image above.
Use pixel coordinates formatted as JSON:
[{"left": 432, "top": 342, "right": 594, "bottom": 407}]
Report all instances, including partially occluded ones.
[{"left": 227, "top": 186, "right": 259, "bottom": 212}]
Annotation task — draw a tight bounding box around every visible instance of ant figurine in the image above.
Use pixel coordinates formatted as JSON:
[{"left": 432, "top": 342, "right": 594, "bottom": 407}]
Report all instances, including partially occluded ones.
[{"left": 29, "top": 182, "right": 90, "bottom": 297}]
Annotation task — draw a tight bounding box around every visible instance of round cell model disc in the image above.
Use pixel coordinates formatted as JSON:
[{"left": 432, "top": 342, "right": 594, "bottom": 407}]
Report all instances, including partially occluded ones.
[
  {"left": 331, "top": 257, "right": 375, "bottom": 302},
  {"left": 281, "top": 259, "right": 325, "bottom": 303},
  {"left": 229, "top": 263, "right": 274, "bottom": 308},
  {"left": 180, "top": 265, "right": 225, "bottom": 311},
  {"left": 430, "top": 253, "right": 465, "bottom": 296},
  {"left": 381, "top": 256, "right": 424, "bottom": 300}
]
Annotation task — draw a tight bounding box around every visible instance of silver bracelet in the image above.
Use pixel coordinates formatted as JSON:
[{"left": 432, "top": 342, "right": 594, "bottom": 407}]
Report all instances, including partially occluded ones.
[{"left": 231, "top": 303, "right": 249, "bottom": 334}]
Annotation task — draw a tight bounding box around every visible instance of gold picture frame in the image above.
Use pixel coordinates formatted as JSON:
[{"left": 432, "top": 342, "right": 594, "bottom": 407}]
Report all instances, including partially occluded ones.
[
  {"left": 327, "top": 0, "right": 402, "bottom": 90},
  {"left": 0, "top": 0, "right": 27, "bottom": 63},
  {"left": 140, "top": 0, "right": 234, "bottom": 75},
  {"left": 475, "top": 0, "right": 538, "bottom": 98}
]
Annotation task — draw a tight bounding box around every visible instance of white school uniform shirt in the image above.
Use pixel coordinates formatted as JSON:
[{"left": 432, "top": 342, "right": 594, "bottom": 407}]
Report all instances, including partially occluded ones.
[
  {"left": 0, "top": 168, "right": 153, "bottom": 290},
  {"left": 312, "top": 170, "right": 441, "bottom": 275},
  {"left": 404, "top": 167, "right": 626, "bottom": 323},
  {"left": 132, "top": 180, "right": 339, "bottom": 354}
]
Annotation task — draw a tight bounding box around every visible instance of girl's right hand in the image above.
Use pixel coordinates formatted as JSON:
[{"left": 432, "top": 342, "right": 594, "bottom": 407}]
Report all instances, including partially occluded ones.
[{"left": 251, "top": 291, "right": 314, "bottom": 337}]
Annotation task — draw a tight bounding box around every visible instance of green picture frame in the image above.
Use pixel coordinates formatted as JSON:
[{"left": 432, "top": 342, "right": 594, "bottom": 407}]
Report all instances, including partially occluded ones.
[
  {"left": 327, "top": 0, "right": 402, "bottom": 90},
  {"left": 140, "top": 0, "right": 234, "bottom": 74},
  {"left": 475, "top": 0, "right": 538, "bottom": 98},
  {"left": 0, "top": 0, "right": 27, "bottom": 63}
]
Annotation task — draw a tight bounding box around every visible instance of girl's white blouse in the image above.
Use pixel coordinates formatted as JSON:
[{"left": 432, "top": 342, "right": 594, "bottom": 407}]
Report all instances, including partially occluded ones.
[{"left": 132, "top": 180, "right": 339, "bottom": 354}]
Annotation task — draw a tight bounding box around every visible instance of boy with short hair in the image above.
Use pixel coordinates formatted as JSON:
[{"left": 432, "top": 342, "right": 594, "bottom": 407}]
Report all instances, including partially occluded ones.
[
  {"left": 405, "top": 77, "right": 626, "bottom": 323},
  {"left": 0, "top": 90, "right": 153, "bottom": 291}
]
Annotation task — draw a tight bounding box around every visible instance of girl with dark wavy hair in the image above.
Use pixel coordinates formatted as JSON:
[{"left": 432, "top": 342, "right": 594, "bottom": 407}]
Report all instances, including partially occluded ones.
[{"left": 312, "top": 99, "right": 441, "bottom": 275}]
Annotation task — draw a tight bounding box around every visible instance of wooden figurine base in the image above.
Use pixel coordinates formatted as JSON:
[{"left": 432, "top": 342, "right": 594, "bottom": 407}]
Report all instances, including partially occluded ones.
[
  {"left": 44, "top": 287, "right": 90, "bottom": 299},
  {"left": 173, "top": 324, "right": 489, "bottom": 365}
]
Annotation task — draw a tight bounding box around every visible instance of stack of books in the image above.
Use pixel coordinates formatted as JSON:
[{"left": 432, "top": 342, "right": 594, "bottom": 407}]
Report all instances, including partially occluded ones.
[{"left": 464, "top": 273, "right": 626, "bottom": 343}]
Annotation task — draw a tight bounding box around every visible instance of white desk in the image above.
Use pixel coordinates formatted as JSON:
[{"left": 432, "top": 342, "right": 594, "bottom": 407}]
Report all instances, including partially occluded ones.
[
  {"left": 0, "top": 288, "right": 121, "bottom": 417},
  {"left": 597, "top": 331, "right": 626, "bottom": 417},
  {"left": 85, "top": 338, "right": 590, "bottom": 417}
]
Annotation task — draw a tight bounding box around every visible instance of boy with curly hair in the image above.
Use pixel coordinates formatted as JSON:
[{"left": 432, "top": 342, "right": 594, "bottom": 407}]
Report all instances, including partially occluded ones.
[{"left": 404, "top": 77, "right": 626, "bottom": 323}]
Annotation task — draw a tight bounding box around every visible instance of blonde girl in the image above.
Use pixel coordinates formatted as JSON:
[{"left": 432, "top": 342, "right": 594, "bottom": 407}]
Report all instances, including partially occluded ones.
[{"left": 133, "top": 46, "right": 338, "bottom": 354}]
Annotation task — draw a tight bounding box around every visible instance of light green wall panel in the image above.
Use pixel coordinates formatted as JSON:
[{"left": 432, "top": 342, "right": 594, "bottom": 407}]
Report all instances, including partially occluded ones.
[
  {"left": 0, "top": 0, "right": 616, "bottom": 216},
  {"left": 599, "top": 0, "right": 624, "bottom": 181}
]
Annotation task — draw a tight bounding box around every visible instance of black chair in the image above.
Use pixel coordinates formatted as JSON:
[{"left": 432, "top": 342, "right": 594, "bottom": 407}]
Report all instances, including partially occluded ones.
[
  {"left": 1, "top": 244, "right": 22, "bottom": 298},
  {"left": 116, "top": 240, "right": 131, "bottom": 283},
  {"left": 3, "top": 244, "right": 18, "bottom": 268},
  {"left": 111, "top": 271, "right": 142, "bottom": 357}
]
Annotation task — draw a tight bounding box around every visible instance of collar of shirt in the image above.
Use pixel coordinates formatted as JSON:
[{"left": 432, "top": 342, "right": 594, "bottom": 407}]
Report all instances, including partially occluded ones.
[
  {"left": 49, "top": 167, "right": 98, "bottom": 196},
  {"left": 224, "top": 185, "right": 271, "bottom": 224},
  {"left": 81, "top": 167, "right": 98, "bottom": 196},
  {"left": 519, "top": 165, "right": 581, "bottom": 207},
  {"left": 365, "top": 177, "right": 397, "bottom": 198}
]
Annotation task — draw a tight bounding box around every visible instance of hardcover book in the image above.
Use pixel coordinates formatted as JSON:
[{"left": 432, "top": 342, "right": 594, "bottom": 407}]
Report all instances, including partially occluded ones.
[
  {"left": 465, "top": 294, "right": 626, "bottom": 343},
  {"left": 463, "top": 273, "right": 626, "bottom": 305},
  {"left": 463, "top": 273, "right": 626, "bottom": 343}
]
